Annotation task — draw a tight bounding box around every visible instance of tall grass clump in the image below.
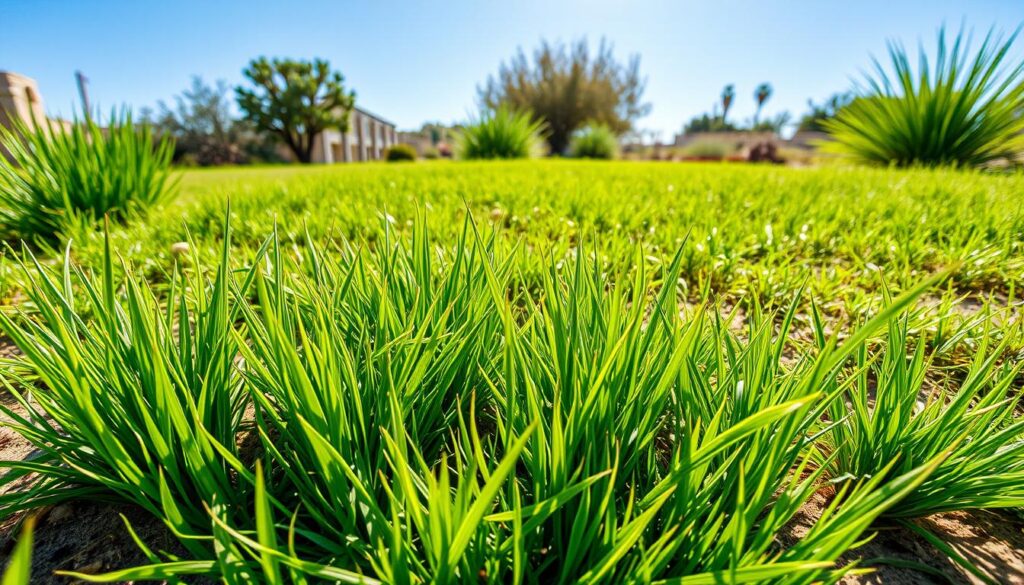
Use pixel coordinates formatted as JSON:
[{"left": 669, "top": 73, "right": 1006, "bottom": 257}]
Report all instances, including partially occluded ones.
[
  {"left": 457, "top": 106, "right": 545, "bottom": 159},
  {"left": 818, "top": 300, "right": 1024, "bottom": 518},
  {"left": 0, "top": 215, "right": 959, "bottom": 583},
  {"left": 568, "top": 124, "right": 619, "bottom": 159},
  {"left": 824, "top": 26, "right": 1024, "bottom": 167},
  {"left": 0, "top": 110, "right": 177, "bottom": 241},
  {"left": 0, "top": 219, "right": 253, "bottom": 563}
]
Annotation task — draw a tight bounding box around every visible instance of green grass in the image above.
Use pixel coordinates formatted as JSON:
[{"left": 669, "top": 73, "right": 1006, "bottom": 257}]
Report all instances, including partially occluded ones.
[
  {"left": 1, "top": 159, "right": 1022, "bottom": 583},
  {"left": 17, "top": 160, "right": 1022, "bottom": 312},
  {"left": 0, "top": 110, "right": 177, "bottom": 241}
]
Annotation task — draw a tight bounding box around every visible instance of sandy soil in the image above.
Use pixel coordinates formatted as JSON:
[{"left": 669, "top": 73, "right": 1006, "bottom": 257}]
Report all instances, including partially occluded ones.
[{"left": 783, "top": 491, "right": 1024, "bottom": 584}]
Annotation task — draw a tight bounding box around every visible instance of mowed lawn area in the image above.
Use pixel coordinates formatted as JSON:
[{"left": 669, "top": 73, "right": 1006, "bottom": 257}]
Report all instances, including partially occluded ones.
[
  {"left": 32, "top": 159, "right": 1024, "bottom": 309},
  {"left": 2, "top": 160, "right": 1024, "bottom": 583}
]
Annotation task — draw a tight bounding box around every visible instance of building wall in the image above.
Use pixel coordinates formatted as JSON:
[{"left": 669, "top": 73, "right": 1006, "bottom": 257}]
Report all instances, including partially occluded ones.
[
  {"left": 0, "top": 71, "right": 73, "bottom": 159},
  {"left": 0, "top": 71, "right": 49, "bottom": 133},
  {"left": 314, "top": 107, "right": 396, "bottom": 163}
]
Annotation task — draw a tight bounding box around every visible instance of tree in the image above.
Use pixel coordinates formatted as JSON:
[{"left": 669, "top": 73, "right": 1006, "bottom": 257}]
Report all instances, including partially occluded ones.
[
  {"left": 683, "top": 112, "right": 738, "bottom": 134},
  {"left": 748, "top": 111, "right": 792, "bottom": 134},
  {"left": 235, "top": 57, "right": 355, "bottom": 163},
  {"left": 797, "top": 92, "right": 853, "bottom": 132},
  {"left": 720, "top": 84, "right": 736, "bottom": 124},
  {"left": 152, "top": 77, "right": 247, "bottom": 166},
  {"left": 479, "top": 38, "right": 650, "bottom": 155},
  {"left": 754, "top": 83, "right": 772, "bottom": 124}
]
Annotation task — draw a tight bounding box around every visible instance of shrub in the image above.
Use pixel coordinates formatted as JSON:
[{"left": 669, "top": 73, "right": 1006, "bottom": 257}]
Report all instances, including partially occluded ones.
[
  {"left": 385, "top": 143, "right": 417, "bottom": 161},
  {"left": 824, "top": 27, "right": 1024, "bottom": 167},
  {"left": 0, "top": 110, "right": 178, "bottom": 241},
  {"left": 568, "top": 124, "right": 619, "bottom": 159},
  {"left": 681, "top": 139, "right": 732, "bottom": 160},
  {"left": 457, "top": 106, "right": 545, "bottom": 159}
]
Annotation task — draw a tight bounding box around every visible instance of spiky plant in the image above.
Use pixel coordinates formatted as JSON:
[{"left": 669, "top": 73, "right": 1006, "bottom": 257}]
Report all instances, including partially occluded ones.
[
  {"left": 457, "top": 106, "right": 546, "bottom": 159},
  {"left": 0, "top": 218, "right": 252, "bottom": 560},
  {"left": 0, "top": 110, "right": 177, "bottom": 241},
  {"left": 824, "top": 26, "right": 1024, "bottom": 167}
]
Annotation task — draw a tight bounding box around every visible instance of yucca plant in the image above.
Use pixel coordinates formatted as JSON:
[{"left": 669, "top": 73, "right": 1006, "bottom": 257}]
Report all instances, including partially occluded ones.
[
  {"left": 824, "top": 26, "right": 1024, "bottom": 167},
  {"left": 568, "top": 124, "right": 619, "bottom": 159},
  {"left": 0, "top": 110, "right": 178, "bottom": 241},
  {"left": 457, "top": 106, "right": 546, "bottom": 159}
]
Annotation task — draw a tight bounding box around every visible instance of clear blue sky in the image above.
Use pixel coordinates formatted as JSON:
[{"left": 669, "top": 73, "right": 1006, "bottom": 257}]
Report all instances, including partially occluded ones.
[{"left": 3, "top": 0, "right": 1022, "bottom": 139}]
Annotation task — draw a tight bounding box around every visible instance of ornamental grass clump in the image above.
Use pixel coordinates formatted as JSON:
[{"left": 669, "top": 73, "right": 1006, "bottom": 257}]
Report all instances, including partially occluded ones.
[
  {"left": 457, "top": 106, "right": 546, "bottom": 159},
  {"left": 568, "top": 124, "right": 619, "bottom": 159},
  {"left": 0, "top": 110, "right": 177, "bottom": 241},
  {"left": 824, "top": 26, "right": 1024, "bottom": 167},
  {"left": 0, "top": 218, "right": 253, "bottom": 561}
]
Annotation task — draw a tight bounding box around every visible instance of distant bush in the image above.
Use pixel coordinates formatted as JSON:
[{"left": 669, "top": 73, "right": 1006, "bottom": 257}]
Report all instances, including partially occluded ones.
[
  {"left": 568, "top": 124, "right": 619, "bottom": 159},
  {"left": 0, "top": 111, "right": 178, "bottom": 241},
  {"left": 422, "top": 147, "right": 440, "bottom": 159},
  {"left": 385, "top": 143, "right": 417, "bottom": 162},
  {"left": 824, "top": 27, "right": 1024, "bottom": 167},
  {"left": 457, "top": 106, "right": 546, "bottom": 160},
  {"left": 681, "top": 140, "right": 732, "bottom": 160}
]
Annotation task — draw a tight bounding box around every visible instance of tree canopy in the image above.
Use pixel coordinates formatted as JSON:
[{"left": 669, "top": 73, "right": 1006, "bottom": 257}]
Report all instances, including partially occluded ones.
[
  {"left": 152, "top": 77, "right": 278, "bottom": 166},
  {"left": 479, "top": 38, "right": 650, "bottom": 155},
  {"left": 235, "top": 57, "right": 355, "bottom": 163}
]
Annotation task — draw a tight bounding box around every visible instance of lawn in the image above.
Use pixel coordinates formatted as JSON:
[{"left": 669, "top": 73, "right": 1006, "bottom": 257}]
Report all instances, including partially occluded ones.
[
  {"left": 30, "top": 160, "right": 1024, "bottom": 305},
  {"left": 1, "top": 160, "right": 1023, "bottom": 583}
]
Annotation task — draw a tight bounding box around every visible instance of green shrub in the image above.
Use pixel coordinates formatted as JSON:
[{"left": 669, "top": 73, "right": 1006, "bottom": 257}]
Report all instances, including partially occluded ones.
[
  {"left": 457, "top": 106, "right": 545, "bottom": 159},
  {"left": 568, "top": 124, "right": 619, "bottom": 159},
  {"left": 0, "top": 110, "right": 178, "bottom": 241},
  {"left": 824, "top": 27, "right": 1024, "bottom": 167},
  {"left": 681, "top": 139, "right": 732, "bottom": 160},
  {"left": 385, "top": 143, "right": 417, "bottom": 162}
]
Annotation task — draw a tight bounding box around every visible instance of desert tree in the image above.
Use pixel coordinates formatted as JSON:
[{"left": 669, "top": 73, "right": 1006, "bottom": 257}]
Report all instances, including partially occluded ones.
[
  {"left": 754, "top": 83, "right": 772, "bottom": 124},
  {"left": 721, "top": 84, "right": 736, "bottom": 124},
  {"left": 153, "top": 77, "right": 251, "bottom": 165},
  {"left": 235, "top": 57, "right": 355, "bottom": 163},
  {"left": 479, "top": 38, "right": 650, "bottom": 155}
]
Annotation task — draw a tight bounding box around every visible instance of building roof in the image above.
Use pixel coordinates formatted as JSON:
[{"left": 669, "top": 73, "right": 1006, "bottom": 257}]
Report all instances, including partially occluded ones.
[{"left": 353, "top": 106, "right": 395, "bottom": 128}]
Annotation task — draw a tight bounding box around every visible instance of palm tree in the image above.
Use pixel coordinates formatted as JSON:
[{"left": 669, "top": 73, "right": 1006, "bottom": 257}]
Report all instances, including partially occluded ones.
[
  {"left": 721, "top": 84, "right": 736, "bottom": 124},
  {"left": 754, "top": 83, "right": 772, "bottom": 124}
]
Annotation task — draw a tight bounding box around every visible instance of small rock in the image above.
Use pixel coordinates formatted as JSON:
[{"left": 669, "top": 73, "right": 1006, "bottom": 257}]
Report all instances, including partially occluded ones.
[{"left": 45, "top": 503, "right": 74, "bottom": 524}]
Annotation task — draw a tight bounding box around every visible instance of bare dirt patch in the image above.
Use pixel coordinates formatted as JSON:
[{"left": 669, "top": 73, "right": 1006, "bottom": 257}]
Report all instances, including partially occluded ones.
[{"left": 783, "top": 491, "right": 1024, "bottom": 584}]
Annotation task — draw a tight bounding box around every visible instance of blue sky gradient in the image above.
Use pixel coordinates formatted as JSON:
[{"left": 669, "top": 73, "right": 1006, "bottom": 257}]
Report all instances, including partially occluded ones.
[{"left": 3, "top": 1, "right": 1022, "bottom": 139}]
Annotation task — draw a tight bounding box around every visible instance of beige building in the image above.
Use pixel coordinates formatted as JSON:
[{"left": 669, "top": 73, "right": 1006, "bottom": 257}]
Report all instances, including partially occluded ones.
[
  {"left": 0, "top": 71, "right": 65, "bottom": 133},
  {"left": 3, "top": 71, "right": 397, "bottom": 164},
  {"left": 312, "top": 106, "right": 397, "bottom": 163}
]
